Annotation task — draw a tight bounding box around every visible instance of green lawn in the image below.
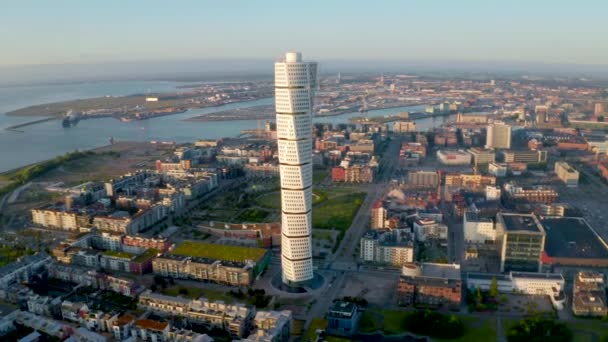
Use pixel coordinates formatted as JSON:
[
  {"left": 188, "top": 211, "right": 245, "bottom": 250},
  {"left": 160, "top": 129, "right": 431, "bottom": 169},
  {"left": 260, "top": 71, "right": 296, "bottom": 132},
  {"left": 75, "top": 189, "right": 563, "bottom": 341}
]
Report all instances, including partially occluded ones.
[
  {"left": 132, "top": 248, "right": 159, "bottom": 263},
  {"left": 161, "top": 286, "right": 234, "bottom": 302},
  {"left": 380, "top": 309, "right": 410, "bottom": 335},
  {"left": 312, "top": 192, "right": 366, "bottom": 231},
  {"left": 0, "top": 246, "right": 35, "bottom": 267},
  {"left": 256, "top": 192, "right": 281, "bottom": 209},
  {"left": 359, "top": 312, "right": 380, "bottom": 333},
  {"left": 172, "top": 240, "right": 267, "bottom": 262},
  {"left": 312, "top": 230, "right": 334, "bottom": 242},
  {"left": 256, "top": 189, "right": 328, "bottom": 209},
  {"left": 303, "top": 318, "right": 328, "bottom": 342},
  {"left": 102, "top": 250, "right": 135, "bottom": 259},
  {"left": 568, "top": 319, "right": 608, "bottom": 342},
  {"left": 313, "top": 169, "right": 330, "bottom": 184},
  {"left": 235, "top": 208, "right": 269, "bottom": 222}
]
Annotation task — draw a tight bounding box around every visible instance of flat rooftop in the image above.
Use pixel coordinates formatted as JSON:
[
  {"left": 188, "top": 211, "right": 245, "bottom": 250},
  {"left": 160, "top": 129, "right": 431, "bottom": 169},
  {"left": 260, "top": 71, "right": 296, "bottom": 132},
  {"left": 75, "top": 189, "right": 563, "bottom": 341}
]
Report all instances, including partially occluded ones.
[
  {"left": 500, "top": 213, "right": 544, "bottom": 233},
  {"left": 421, "top": 263, "right": 461, "bottom": 280},
  {"left": 542, "top": 217, "right": 608, "bottom": 260},
  {"left": 511, "top": 272, "right": 564, "bottom": 281},
  {"left": 467, "top": 273, "right": 511, "bottom": 282}
]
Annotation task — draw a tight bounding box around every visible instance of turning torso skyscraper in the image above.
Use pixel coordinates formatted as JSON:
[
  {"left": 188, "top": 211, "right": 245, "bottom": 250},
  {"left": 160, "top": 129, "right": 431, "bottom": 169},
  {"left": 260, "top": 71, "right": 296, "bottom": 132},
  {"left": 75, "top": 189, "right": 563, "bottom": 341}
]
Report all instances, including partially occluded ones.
[{"left": 275, "top": 52, "right": 317, "bottom": 285}]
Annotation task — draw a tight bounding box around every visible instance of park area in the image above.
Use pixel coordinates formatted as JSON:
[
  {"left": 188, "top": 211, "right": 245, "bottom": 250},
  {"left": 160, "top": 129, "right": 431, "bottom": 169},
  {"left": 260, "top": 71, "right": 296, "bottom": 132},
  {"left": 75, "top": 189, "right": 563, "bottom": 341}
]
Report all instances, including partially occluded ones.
[
  {"left": 256, "top": 187, "right": 366, "bottom": 232},
  {"left": 171, "top": 241, "right": 267, "bottom": 263},
  {"left": 358, "top": 309, "right": 494, "bottom": 341}
]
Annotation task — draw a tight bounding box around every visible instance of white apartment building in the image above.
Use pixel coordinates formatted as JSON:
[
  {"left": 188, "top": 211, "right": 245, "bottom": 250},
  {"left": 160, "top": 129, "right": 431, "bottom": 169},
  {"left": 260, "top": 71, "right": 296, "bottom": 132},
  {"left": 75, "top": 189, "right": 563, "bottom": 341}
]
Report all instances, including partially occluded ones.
[
  {"left": 275, "top": 52, "right": 317, "bottom": 286},
  {"left": 360, "top": 230, "right": 415, "bottom": 266},
  {"left": 485, "top": 186, "right": 501, "bottom": 200},
  {"left": 413, "top": 218, "right": 448, "bottom": 241},
  {"left": 554, "top": 161, "right": 579, "bottom": 187},
  {"left": 463, "top": 211, "right": 496, "bottom": 243}
]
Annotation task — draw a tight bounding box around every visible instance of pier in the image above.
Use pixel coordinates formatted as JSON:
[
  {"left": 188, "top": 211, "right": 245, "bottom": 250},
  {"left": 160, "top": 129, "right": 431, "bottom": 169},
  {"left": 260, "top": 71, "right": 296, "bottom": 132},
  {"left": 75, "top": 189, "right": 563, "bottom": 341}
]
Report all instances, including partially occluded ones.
[{"left": 5, "top": 117, "right": 57, "bottom": 132}]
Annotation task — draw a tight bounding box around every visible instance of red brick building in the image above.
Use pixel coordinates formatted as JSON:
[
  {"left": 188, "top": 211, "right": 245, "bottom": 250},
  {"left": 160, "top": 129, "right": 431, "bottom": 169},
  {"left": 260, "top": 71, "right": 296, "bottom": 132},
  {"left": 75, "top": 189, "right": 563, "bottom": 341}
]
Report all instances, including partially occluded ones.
[
  {"left": 332, "top": 167, "right": 346, "bottom": 182},
  {"left": 397, "top": 263, "right": 462, "bottom": 309}
]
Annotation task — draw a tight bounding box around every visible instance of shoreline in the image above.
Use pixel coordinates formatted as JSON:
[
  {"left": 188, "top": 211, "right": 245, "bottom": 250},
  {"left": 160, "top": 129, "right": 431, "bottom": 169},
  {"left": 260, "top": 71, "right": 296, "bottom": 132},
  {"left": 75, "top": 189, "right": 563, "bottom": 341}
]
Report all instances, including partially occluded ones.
[{"left": 0, "top": 141, "right": 148, "bottom": 177}]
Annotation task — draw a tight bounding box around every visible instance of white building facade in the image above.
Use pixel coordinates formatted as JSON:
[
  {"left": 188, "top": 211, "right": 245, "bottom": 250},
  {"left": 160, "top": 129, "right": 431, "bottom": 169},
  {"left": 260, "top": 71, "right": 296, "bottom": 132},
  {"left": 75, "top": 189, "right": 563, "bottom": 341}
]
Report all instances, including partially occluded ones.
[
  {"left": 463, "top": 211, "right": 496, "bottom": 243},
  {"left": 275, "top": 52, "right": 318, "bottom": 285}
]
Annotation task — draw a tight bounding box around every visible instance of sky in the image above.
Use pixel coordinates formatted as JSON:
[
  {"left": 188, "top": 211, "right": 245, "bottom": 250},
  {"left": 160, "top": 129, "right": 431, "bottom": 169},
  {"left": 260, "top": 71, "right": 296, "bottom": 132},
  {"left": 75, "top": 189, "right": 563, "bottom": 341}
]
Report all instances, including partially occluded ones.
[{"left": 1, "top": 0, "right": 607, "bottom": 69}]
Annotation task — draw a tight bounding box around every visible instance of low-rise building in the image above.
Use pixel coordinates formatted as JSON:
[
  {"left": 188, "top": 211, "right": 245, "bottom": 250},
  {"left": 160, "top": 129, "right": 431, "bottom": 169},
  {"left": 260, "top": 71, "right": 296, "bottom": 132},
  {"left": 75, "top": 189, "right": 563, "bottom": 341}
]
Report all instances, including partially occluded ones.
[
  {"left": 326, "top": 301, "right": 361, "bottom": 336},
  {"left": 467, "top": 272, "right": 565, "bottom": 309},
  {"left": 243, "top": 310, "right": 292, "bottom": 342},
  {"left": 360, "top": 230, "right": 415, "bottom": 266},
  {"left": 468, "top": 148, "right": 495, "bottom": 166},
  {"left": 501, "top": 149, "right": 547, "bottom": 164},
  {"left": 398, "top": 263, "right": 462, "bottom": 309},
  {"left": 131, "top": 319, "right": 170, "bottom": 342},
  {"left": 488, "top": 162, "right": 507, "bottom": 177},
  {"left": 437, "top": 150, "right": 472, "bottom": 165},
  {"left": 445, "top": 174, "right": 496, "bottom": 189},
  {"left": 0, "top": 253, "right": 50, "bottom": 290},
  {"left": 413, "top": 218, "right": 448, "bottom": 241},
  {"left": 138, "top": 291, "right": 254, "bottom": 338},
  {"left": 407, "top": 170, "right": 439, "bottom": 188},
  {"left": 572, "top": 271, "right": 608, "bottom": 317},
  {"left": 152, "top": 254, "right": 255, "bottom": 286},
  {"left": 554, "top": 161, "right": 579, "bottom": 187},
  {"left": 503, "top": 182, "right": 558, "bottom": 204}
]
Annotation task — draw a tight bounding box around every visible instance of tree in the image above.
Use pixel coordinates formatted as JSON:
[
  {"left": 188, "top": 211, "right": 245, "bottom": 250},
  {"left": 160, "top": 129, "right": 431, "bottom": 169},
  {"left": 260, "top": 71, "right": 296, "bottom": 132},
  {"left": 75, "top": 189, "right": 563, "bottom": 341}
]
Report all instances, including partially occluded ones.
[
  {"left": 599, "top": 115, "right": 605, "bottom": 122},
  {"left": 475, "top": 288, "right": 483, "bottom": 305},
  {"left": 506, "top": 316, "right": 572, "bottom": 342},
  {"left": 489, "top": 277, "right": 499, "bottom": 298}
]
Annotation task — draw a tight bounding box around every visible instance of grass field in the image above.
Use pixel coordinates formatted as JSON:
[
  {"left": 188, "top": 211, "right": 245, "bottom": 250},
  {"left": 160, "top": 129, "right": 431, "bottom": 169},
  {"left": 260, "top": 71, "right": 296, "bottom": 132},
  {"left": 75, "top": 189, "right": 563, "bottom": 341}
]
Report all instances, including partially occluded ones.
[
  {"left": 312, "top": 192, "right": 366, "bottom": 231},
  {"left": 235, "top": 208, "right": 270, "bottom": 222},
  {"left": 568, "top": 319, "right": 608, "bottom": 342},
  {"left": 102, "top": 250, "right": 135, "bottom": 259},
  {"left": 132, "top": 248, "right": 159, "bottom": 263},
  {"left": 303, "top": 318, "right": 328, "bottom": 342},
  {"left": 256, "top": 192, "right": 281, "bottom": 209},
  {"left": 359, "top": 312, "right": 380, "bottom": 333},
  {"left": 172, "top": 240, "right": 267, "bottom": 262},
  {"left": 313, "top": 168, "right": 330, "bottom": 183}
]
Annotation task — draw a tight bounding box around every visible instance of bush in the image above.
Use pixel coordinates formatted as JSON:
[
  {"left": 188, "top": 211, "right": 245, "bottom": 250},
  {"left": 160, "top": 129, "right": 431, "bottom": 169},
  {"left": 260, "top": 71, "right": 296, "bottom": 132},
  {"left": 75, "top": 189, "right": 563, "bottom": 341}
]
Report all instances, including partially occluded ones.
[
  {"left": 404, "top": 310, "right": 464, "bottom": 339},
  {"left": 506, "top": 316, "right": 572, "bottom": 342}
]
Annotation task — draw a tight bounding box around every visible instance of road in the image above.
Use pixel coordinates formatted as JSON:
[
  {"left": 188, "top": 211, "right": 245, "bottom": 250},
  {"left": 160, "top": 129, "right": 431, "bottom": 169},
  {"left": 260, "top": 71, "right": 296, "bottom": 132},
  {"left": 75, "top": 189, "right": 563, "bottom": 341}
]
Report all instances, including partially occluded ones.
[
  {"left": 327, "top": 137, "right": 402, "bottom": 270},
  {"left": 304, "top": 137, "right": 403, "bottom": 327}
]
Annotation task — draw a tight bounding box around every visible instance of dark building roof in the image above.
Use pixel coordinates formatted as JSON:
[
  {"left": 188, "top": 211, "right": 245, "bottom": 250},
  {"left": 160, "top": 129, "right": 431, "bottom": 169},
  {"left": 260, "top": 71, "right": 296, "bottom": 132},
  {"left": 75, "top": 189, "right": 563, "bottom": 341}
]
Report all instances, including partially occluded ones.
[
  {"left": 542, "top": 217, "right": 608, "bottom": 260},
  {"left": 501, "top": 213, "right": 544, "bottom": 233}
]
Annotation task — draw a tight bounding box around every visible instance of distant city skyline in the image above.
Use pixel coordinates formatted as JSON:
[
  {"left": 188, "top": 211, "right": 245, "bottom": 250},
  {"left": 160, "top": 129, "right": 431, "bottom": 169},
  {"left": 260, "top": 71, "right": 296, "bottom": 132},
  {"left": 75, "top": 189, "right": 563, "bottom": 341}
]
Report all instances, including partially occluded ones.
[{"left": 2, "top": 0, "right": 607, "bottom": 68}]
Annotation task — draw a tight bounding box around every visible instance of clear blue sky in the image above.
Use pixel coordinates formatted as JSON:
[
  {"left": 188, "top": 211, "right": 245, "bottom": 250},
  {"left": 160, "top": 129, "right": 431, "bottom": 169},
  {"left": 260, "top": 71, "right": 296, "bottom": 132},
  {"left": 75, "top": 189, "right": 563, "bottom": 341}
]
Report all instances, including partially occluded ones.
[{"left": 1, "top": 0, "right": 606, "bottom": 67}]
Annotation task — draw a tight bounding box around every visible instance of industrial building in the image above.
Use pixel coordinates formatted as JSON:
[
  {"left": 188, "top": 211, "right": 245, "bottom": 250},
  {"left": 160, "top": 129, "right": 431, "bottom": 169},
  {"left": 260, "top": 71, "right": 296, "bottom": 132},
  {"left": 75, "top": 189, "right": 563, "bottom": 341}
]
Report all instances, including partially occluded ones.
[
  {"left": 541, "top": 217, "right": 608, "bottom": 267},
  {"left": 436, "top": 149, "right": 472, "bottom": 165}
]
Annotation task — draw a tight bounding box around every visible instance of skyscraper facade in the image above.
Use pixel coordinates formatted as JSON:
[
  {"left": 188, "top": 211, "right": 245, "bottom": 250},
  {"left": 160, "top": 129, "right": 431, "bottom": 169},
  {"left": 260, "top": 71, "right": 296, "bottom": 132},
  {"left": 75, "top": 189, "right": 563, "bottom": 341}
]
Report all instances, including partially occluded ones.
[
  {"left": 485, "top": 121, "right": 512, "bottom": 149},
  {"left": 275, "top": 52, "right": 317, "bottom": 285}
]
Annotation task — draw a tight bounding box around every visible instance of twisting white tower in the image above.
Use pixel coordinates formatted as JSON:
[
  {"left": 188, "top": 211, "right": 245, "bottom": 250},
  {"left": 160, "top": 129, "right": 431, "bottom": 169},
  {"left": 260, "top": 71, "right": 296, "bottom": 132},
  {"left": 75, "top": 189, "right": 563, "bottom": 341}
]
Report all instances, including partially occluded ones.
[{"left": 275, "top": 52, "right": 317, "bottom": 286}]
